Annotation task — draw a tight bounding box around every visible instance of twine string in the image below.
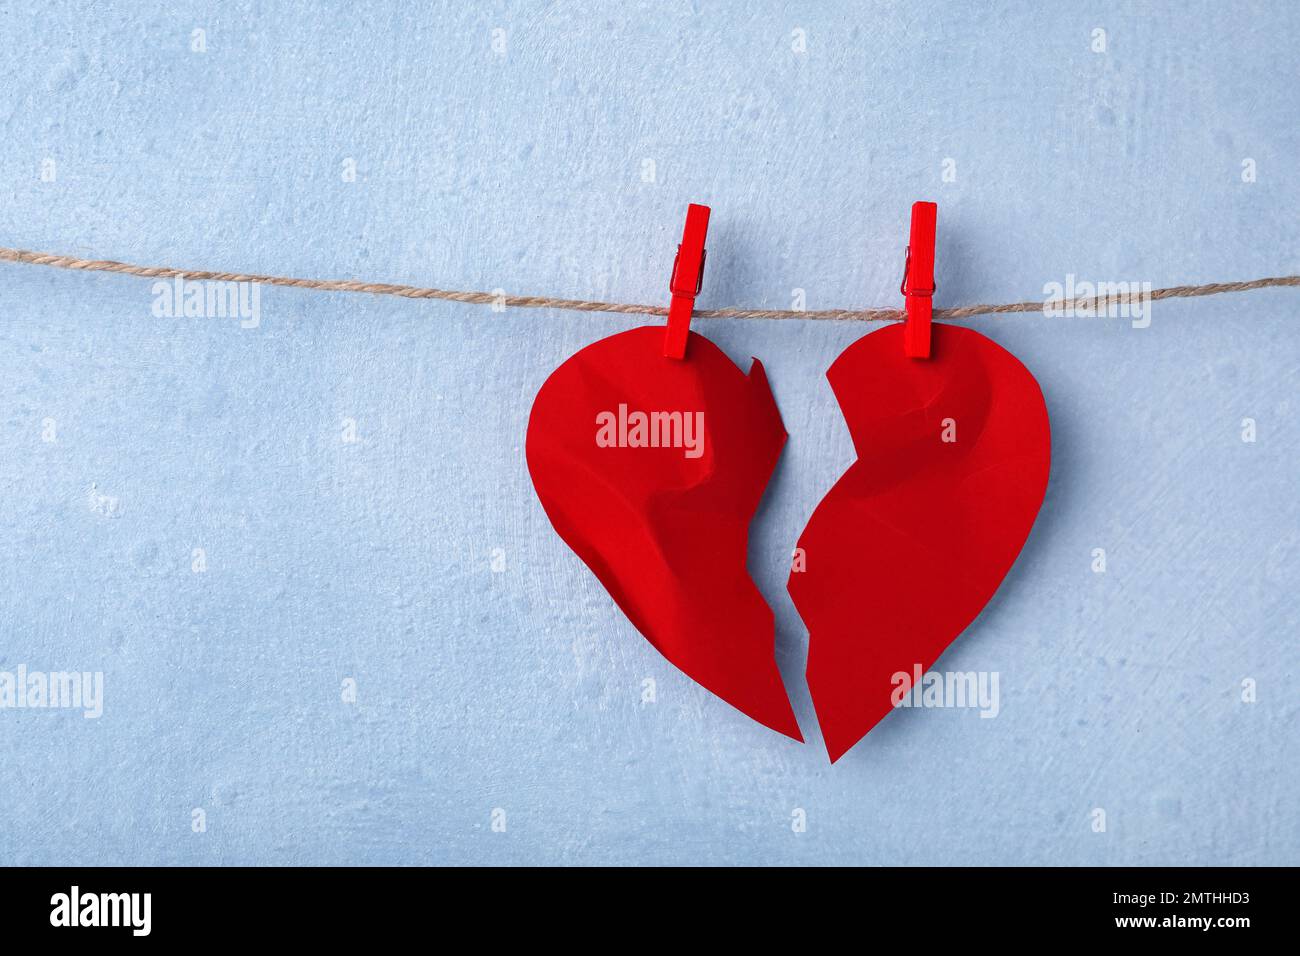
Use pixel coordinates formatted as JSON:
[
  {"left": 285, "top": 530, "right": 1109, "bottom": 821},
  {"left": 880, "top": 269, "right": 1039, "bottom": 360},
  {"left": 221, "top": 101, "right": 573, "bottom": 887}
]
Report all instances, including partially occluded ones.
[{"left": 2, "top": 246, "right": 1297, "bottom": 323}]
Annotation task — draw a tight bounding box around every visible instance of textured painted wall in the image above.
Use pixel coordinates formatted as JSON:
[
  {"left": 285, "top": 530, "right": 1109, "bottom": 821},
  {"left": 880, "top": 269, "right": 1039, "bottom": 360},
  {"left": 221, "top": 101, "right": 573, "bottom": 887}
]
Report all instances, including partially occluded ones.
[{"left": 0, "top": 1, "right": 1296, "bottom": 865}]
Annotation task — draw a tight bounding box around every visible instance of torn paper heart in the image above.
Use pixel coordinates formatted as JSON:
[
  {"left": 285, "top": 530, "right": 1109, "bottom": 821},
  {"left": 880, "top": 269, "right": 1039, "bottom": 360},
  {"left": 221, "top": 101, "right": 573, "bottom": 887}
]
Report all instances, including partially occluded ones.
[
  {"left": 788, "top": 322, "right": 1050, "bottom": 762},
  {"left": 527, "top": 326, "right": 801, "bottom": 740}
]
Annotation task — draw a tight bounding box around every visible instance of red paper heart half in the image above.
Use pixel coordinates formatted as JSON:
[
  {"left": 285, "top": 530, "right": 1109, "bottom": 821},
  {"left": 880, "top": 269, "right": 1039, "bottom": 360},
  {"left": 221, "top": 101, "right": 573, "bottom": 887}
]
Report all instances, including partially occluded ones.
[
  {"left": 788, "top": 323, "right": 1050, "bottom": 761},
  {"left": 527, "top": 327, "right": 802, "bottom": 740}
]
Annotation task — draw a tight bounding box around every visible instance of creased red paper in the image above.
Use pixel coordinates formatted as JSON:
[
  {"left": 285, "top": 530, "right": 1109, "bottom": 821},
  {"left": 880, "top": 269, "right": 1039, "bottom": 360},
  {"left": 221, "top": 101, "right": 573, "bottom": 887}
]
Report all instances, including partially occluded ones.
[
  {"left": 527, "top": 326, "right": 801, "bottom": 740},
  {"left": 789, "top": 323, "right": 1050, "bottom": 761}
]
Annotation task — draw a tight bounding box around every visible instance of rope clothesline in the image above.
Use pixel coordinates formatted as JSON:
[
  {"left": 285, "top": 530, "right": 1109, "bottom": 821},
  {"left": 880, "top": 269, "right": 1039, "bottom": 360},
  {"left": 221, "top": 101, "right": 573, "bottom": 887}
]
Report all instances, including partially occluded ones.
[{"left": 2, "top": 246, "right": 1297, "bottom": 323}]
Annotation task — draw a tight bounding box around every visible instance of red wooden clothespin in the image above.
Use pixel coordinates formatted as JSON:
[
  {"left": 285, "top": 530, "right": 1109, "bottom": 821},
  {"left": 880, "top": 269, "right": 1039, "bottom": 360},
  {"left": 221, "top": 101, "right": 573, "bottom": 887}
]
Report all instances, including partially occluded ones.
[
  {"left": 901, "top": 201, "right": 938, "bottom": 359},
  {"left": 664, "top": 203, "right": 711, "bottom": 360}
]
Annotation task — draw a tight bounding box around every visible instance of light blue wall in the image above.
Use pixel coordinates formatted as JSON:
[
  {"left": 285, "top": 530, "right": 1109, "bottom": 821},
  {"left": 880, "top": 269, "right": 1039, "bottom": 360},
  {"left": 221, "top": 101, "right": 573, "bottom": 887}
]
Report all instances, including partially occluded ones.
[{"left": 1, "top": 1, "right": 1295, "bottom": 865}]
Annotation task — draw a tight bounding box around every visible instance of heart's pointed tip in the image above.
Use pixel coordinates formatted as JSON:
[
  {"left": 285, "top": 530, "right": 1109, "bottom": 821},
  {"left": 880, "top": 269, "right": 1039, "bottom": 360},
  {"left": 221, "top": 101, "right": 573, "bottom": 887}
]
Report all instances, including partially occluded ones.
[
  {"left": 807, "top": 684, "right": 868, "bottom": 762},
  {"left": 763, "top": 704, "right": 804, "bottom": 743},
  {"left": 825, "top": 740, "right": 852, "bottom": 763}
]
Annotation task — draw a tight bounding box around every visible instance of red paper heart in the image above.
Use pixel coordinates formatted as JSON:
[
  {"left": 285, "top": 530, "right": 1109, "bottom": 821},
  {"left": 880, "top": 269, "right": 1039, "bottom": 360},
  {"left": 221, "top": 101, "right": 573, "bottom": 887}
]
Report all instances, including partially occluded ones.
[
  {"left": 527, "top": 327, "right": 801, "bottom": 740},
  {"left": 788, "top": 323, "right": 1050, "bottom": 761}
]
